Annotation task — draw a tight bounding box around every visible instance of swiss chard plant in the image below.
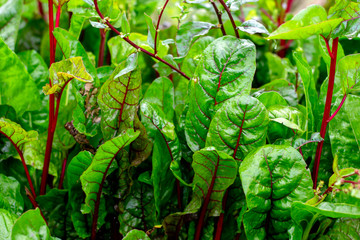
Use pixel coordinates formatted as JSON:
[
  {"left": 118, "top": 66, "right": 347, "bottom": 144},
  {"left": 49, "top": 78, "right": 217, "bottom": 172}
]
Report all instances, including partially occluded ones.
[{"left": 1, "top": 0, "right": 360, "bottom": 239}]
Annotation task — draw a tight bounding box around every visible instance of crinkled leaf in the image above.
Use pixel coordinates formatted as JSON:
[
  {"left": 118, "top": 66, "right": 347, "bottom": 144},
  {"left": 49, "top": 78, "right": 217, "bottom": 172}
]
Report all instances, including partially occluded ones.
[
  {"left": 185, "top": 36, "right": 256, "bottom": 151},
  {"left": 80, "top": 128, "right": 139, "bottom": 215},
  {"left": 240, "top": 145, "right": 314, "bottom": 239},
  {"left": 176, "top": 21, "right": 214, "bottom": 57},
  {"left": 44, "top": 57, "right": 93, "bottom": 95},
  {"left": 0, "top": 0, "right": 22, "bottom": 50},
  {"left": 185, "top": 148, "right": 237, "bottom": 216},
  {"left": 0, "top": 38, "right": 41, "bottom": 115},
  {"left": 268, "top": 5, "right": 342, "bottom": 40},
  {"left": 318, "top": 218, "right": 360, "bottom": 239},
  {"left": 206, "top": 95, "right": 269, "bottom": 163},
  {"left": 118, "top": 180, "right": 155, "bottom": 236},
  {"left": 0, "top": 174, "right": 23, "bottom": 216},
  {"left": 329, "top": 94, "right": 360, "bottom": 169},
  {"left": 0, "top": 209, "right": 17, "bottom": 240},
  {"left": 53, "top": 28, "right": 99, "bottom": 87},
  {"left": 338, "top": 54, "right": 360, "bottom": 94},
  {"left": 11, "top": 208, "right": 59, "bottom": 240},
  {"left": 98, "top": 63, "right": 141, "bottom": 140},
  {"left": 0, "top": 118, "right": 37, "bottom": 150}
]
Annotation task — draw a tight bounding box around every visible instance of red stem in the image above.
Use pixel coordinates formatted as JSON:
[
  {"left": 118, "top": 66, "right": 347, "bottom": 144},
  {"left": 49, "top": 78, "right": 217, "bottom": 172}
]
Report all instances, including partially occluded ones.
[
  {"left": 98, "top": 29, "right": 106, "bottom": 67},
  {"left": 210, "top": 0, "right": 227, "bottom": 36},
  {"left": 194, "top": 156, "right": 221, "bottom": 240},
  {"left": 53, "top": 3, "right": 61, "bottom": 53},
  {"left": 154, "top": 0, "right": 170, "bottom": 54},
  {"left": 214, "top": 190, "right": 229, "bottom": 240},
  {"left": 312, "top": 37, "right": 339, "bottom": 189},
  {"left": 176, "top": 179, "right": 182, "bottom": 210},
  {"left": 58, "top": 157, "right": 67, "bottom": 189},
  {"left": 218, "top": 0, "right": 240, "bottom": 38},
  {"left": 93, "top": 0, "right": 190, "bottom": 80},
  {"left": 25, "top": 187, "right": 47, "bottom": 224},
  {"left": 37, "top": 0, "right": 45, "bottom": 20},
  {"left": 277, "top": 0, "right": 294, "bottom": 58},
  {"left": 327, "top": 94, "right": 347, "bottom": 122},
  {"left": 0, "top": 131, "right": 37, "bottom": 198}
]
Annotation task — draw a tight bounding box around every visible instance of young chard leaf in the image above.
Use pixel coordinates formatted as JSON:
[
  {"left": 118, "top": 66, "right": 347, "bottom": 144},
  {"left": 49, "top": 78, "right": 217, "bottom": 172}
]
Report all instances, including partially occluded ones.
[
  {"left": 240, "top": 145, "right": 314, "bottom": 239},
  {"left": 206, "top": 95, "right": 269, "bottom": 163},
  {"left": 185, "top": 36, "right": 256, "bottom": 151},
  {"left": 97, "top": 59, "right": 141, "bottom": 140},
  {"left": 80, "top": 129, "right": 139, "bottom": 237},
  {"left": 268, "top": 5, "right": 342, "bottom": 40}
]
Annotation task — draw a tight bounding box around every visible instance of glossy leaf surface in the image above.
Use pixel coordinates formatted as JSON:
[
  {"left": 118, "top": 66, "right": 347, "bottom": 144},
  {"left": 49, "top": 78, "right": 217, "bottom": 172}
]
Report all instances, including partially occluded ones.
[
  {"left": 206, "top": 95, "right": 269, "bottom": 162},
  {"left": 240, "top": 145, "right": 314, "bottom": 239},
  {"left": 185, "top": 36, "right": 256, "bottom": 151},
  {"left": 0, "top": 174, "right": 23, "bottom": 216}
]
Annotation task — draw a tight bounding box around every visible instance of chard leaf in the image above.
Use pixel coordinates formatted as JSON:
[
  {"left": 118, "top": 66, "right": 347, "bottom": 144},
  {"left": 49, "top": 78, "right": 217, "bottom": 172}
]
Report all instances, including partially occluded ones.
[
  {"left": 11, "top": 208, "right": 59, "bottom": 240},
  {"left": 176, "top": 21, "right": 214, "bottom": 57},
  {"left": 52, "top": 28, "right": 99, "bottom": 87},
  {"left": 80, "top": 128, "right": 139, "bottom": 216},
  {"left": 67, "top": 151, "right": 93, "bottom": 189},
  {"left": 0, "top": 209, "right": 17, "bottom": 240},
  {"left": 0, "top": 38, "right": 41, "bottom": 115},
  {"left": 338, "top": 54, "right": 360, "bottom": 94},
  {"left": 185, "top": 36, "right": 256, "bottom": 152},
  {"left": 318, "top": 218, "right": 360, "bottom": 239},
  {"left": 123, "top": 229, "right": 150, "bottom": 240},
  {"left": 0, "top": 174, "right": 23, "bottom": 216},
  {"left": 240, "top": 145, "right": 314, "bottom": 239},
  {"left": 258, "top": 79, "right": 297, "bottom": 107},
  {"left": 0, "top": 0, "right": 22, "bottom": 50},
  {"left": 118, "top": 180, "right": 155, "bottom": 236},
  {"left": 97, "top": 60, "right": 141, "bottom": 140},
  {"left": 238, "top": 20, "right": 269, "bottom": 35},
  {"left": 329, "top": 94, "right": 360, "bottom": 169},
  {"left": 44, "top": 57, "right": 93, "bottom": 95},
  {"left": 206, "top": 95, "right": 269, "bottom": 163},
  {"left": 268, "top": 105, "right": 306, "bottom": 142},
  {"left": 256, "top": 91, "right": 288, "bottom": 108},
  {"left": 140, "top": 101, "right": 180, "bottom": 217},
  {"left": 130, "top": 116, "right": 152, "bottom": 167},
  {"left": 329, "top": 0, "right": 360, "bottom": 39},
  {"left": 185, "top": 148, "right": 237, "bottom": 216},
  {"left": 293, "top": 51, "right": 318, "bottom": 137},
  {"left": 268, "top": 5, "right": 342, "bottom": 40}
]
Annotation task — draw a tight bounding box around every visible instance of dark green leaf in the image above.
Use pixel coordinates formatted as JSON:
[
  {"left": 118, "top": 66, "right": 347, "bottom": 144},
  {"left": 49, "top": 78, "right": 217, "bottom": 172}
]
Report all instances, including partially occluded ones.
[
  {"left": 0, "top": 174, "right": 23, "bottom": 216},
  {"left": 0, "top": 0, "right": 22, "bottom": 50},
  {"left": 122, "top": 229, "right": 150, "bottom": 240}
]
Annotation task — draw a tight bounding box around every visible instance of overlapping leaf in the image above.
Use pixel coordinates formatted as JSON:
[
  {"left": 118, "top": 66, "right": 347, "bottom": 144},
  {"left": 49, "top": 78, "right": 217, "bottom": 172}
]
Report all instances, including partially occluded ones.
[
  {"left": 0, "top": 0, "right": 22, "bottom": 50},
  {"left": 0, "top": 118, "right": 37, "bottom": 150},
  {"left": 185, "top": 36, "right": 256, "bottom": 151},
  {"left": 329, "top": 0, "right": 360, "bottom": 38},
  {"left": 240, "top": 145, "right": 314, "bottom": 239},
  {"left": 0, "top": 209, "right": 17, "bottom": 240},
  {"left": 185, "top": 148, "right": 237, "bottom": 216},
  {"left": 268, "top": 5, "right": 342, "bottom": 40},
  {"left": 80, "top": 129, "right": 139, "bottom": 215},
  {"left": 206, "top": 95, "right": 269, "bottom": 163},
  {"left": 98, "top": 61, "right": 141, "bottom": 140},
  {"left": 0, "top": 174, "right": 23, "bottom": 216}
]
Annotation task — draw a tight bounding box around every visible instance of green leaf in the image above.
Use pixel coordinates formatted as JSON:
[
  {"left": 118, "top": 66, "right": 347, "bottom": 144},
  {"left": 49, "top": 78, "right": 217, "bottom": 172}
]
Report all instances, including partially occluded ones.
[
  {"left": 240, "top": 145, "right": 314, "bottom": 239},
  {"left": 185, "top": 148, "right": 237, "bottom": 216},
  {"left": 0, "top": 38, "right": 41, "bottom": 115},
  {"left": 118, "top": 180, "right": 155, "bottom": 236},
  {"left": 185, "top": 36, "right": 256, "bottom": 151},
  {"left": 140, "top": 101, "right": 180, "bottom": 217},
  {"left": 44, "top": 57, "right": 93, "bottom": 95},
  {"left": 318, "top": 218, "right": 360, "bottom": 239},
  {"left": 293, "top": 50, "right": 318, "bottom": 136},
  {"left": 0, "top": 209, "right": 17, "bottom": 240},
  {"left": 259, "top": 79, "right": 297, "bottom": 107},
  {"left": 69, "top": 15, "right": 86, "bottom": 40},
  {"left": 176, "top": 21, "right": 214, "bottom": 57},
  {"left": 67, "top": 151, "right": 93, "bottom": 189},
  {"left": 0, "top": 174, "right": 23, "bottom": 216},
  {"left": 238, "top": 20, "right": 269, "bottom": 35},
  {"left": 206, "top": 95, "right": 269, "bottom": 163},
  {"left": 80, "top": 128, "right": 139, "bottom": 215},
  {"left": 329, "top": 94, "right": 360, "bottom": 169},
  {"left": 53, "top": 28, "right": 99, "bottom": 87},
  {"left": 181, "top": 36, "right": 214, "bottom": 78},
  {"left": 268, "top": 5, "right": 343, "bottom": 40},
  {"left": 0, "top": 0, "right": 22, "bottom": 50},
  {"left": 122, "top": 229, "right": 150, "bottom": 240},
  {"left": 255, "top": 91, "right": 288, "bottom": 108},
  {"left": 268, "top": 105, "right": 306, "bottom": 142},
  {"left": 97, "top": 61, "right": 141, "bottom": 140},
  {"left": 11, "top": 208, "right": 59, "bottom": 240},
  {"left": 329, "top": 0, "right": 360, "bottom": 39},
  {"left": 338, "top": 54, "right": 360, "bottom": 94}
]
